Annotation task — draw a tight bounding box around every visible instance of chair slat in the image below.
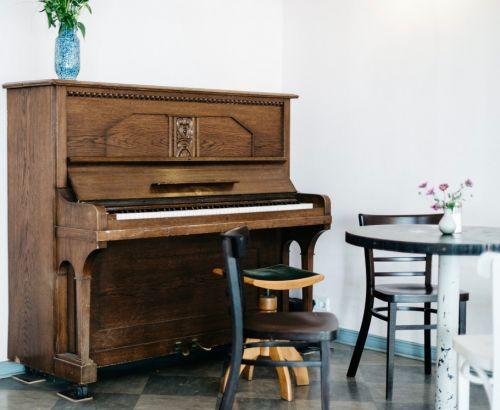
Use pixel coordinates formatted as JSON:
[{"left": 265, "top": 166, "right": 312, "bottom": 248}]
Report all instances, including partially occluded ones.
[
  {"left": 374, "top": 256, "right": 426, "bottom": 262},
  {"left": 374, "top": 271, "right": 426, "bottom": 277}
]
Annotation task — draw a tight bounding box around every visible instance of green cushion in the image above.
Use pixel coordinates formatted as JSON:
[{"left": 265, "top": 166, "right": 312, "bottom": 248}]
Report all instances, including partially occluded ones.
[{"left": 243, "top": 264, "right": 320, "bottom": 281}]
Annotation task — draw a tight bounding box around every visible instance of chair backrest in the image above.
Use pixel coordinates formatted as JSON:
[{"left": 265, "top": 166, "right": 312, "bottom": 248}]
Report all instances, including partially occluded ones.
[
  {"left": 221, "top": 226, "right": 250, "bottom": 348},
  {"left": 359, "top": 213, "right": 442, "bottom": 288}
]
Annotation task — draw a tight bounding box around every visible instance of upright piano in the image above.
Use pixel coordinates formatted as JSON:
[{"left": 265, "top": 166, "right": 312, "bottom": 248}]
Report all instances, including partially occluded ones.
[{"left": 4, "top": 80, "right": 331, "bottom": 387}]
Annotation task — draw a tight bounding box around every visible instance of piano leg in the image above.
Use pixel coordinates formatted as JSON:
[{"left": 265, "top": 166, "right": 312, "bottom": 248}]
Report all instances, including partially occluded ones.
[
  {"left": 75, "top": 275, "right": 92, "bottom": 365},
  {"left": 280, "top": 226, "right": 329, "bottom": 388},
  {"left": 280, "top": 240, "right": 292, "bottom": 312},
  {"left": 55, "top": 240, "right": 101, "bottom": 386},
  {"left": 298, "top": 227, "right": 328, "bottom": 312},
  {"left": 300, "top": 238, "right": 316, "bottom": 312},
  {"left": 281, "top": 226, "right": 328, "bottom": 312}
]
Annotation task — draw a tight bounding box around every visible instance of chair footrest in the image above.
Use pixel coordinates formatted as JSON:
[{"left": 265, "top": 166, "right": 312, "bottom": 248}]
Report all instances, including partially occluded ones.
[
  {"left": 371, "top": 305, "right": 438, "bottom": 322},
  {"left": 396, "top": 324, "right": 436, "bottom": 331},
  {"left": 244, "top": 341, "right": 311, "bottom": 349},
  {"left": 241, "top": 358, "right": 322, "bottom": 368}
]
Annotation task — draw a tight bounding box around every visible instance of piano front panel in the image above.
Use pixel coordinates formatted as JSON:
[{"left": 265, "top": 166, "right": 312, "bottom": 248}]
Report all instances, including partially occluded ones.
[
  {"left": 89, "top": 230, "right": 280, "bottom": 366},
  {"left": 66, "top": 87, "right": 285, "bottom": 160}
]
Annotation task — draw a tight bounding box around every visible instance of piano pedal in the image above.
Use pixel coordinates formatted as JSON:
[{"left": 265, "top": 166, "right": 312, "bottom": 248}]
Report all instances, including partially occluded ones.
[
  {"left": 192, "top": 339, "right": 213, "bottom": 352},
  {"left": 57, "top": 384, "right": 93, "bottom": 403},
  {"left": 12, "top": 367, "right": 46, "bottom": 385}
]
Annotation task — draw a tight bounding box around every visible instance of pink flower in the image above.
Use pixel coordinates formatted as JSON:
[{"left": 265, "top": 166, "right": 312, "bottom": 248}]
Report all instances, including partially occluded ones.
[
  {"left": 426, "top": 187, "right": 435, "bottom": 196},
  {"left": 439, "top": 183, "right": 449, "bottom": 191},
  {"left": 431, "top": 203, "right": 441, "bottom": 211},
  {"left": 418, "top": 181, "right": 428, "bottom": 188},
  {"left": 465, "top": 179, "right": 473, "bottom": 187}
]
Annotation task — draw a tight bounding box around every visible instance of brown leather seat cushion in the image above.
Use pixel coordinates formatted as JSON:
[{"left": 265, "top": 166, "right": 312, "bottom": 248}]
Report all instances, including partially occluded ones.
[
  {"left": 374, "top": 283, "right": 470, "bottom": 303},
  {"left": 244, "top": 312, "right": 338, "bottom": 342}
]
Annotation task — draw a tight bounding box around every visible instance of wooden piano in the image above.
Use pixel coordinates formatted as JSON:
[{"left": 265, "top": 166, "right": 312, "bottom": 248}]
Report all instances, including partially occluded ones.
[{"left": 4, "top": 80, "right": 331, "bottom": 391}]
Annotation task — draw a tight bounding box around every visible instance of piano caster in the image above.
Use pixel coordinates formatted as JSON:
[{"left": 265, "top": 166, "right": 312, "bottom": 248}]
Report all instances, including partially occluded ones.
[
  {"left": 12, "top": 366, "right": 46, "bottom": 385},
  {"left": 57, "top": 384, "right": 93, "bottom": 403}
]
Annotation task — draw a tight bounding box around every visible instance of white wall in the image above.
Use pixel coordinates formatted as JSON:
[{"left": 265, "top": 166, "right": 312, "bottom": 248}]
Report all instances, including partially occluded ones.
[
  {"left": 283, "top": 0, "right": 500, "bottom": 344},
  {"left": 0, "top": 0, "right": 284, "bottom": 361},
  {"left": 1, "top": 0, "right": 499, "bottom": 361}
]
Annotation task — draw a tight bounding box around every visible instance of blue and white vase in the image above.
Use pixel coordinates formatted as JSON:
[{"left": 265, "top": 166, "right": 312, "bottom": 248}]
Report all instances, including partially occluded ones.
[{"left": 55, "top": 27, "right": 80, "bottom": 80}]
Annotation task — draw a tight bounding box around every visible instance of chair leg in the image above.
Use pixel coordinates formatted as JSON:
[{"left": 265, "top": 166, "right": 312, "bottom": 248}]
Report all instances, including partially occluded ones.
[
  {"left": 220, "top": 339, "right": 260, "bottom": 392},
  {"left": 320, "top": 341, "right": 331, "bottom": 410},
  {"left": 269, "top": 347, "right": 293, "bottom": 401},
  {"left": 347, "top": 295, "right": 374, "bottom": 377},
  {"left": 459, "top": 300, "right": 467, "bottom": 335},
  {"left": 386, "top": 302, "right": 397, "bottom": 401},
  {"left": 218, "top": 344, "right": 243, "bottom": 410},
  {"left": 282, "top": 347, "right": 309, "bottom": 386},
  {"left": 424, "top": 302, "right": 432, "bottom": 375},
  {"left": 457, "top": 355, "right": 470, "bottom": 410}
]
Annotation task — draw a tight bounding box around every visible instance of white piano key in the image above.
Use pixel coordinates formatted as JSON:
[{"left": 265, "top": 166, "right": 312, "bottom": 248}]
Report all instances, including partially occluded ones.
[{"left": 115, "top": 203, "right": 314, "bottom": 220}]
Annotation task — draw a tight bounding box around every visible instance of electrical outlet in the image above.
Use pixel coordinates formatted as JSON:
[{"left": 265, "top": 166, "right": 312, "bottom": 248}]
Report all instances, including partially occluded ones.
[{"left": 314, "top": 296, "right": 330, "bottom": 312}]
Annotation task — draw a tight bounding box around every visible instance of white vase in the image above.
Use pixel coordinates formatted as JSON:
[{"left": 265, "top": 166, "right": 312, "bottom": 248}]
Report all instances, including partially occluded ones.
[
  {"left": 439, "top": 208, "right": 456, "bottom": 235},
  {"left": 452, "top": 207, "right": 462, "bottom": 234}
]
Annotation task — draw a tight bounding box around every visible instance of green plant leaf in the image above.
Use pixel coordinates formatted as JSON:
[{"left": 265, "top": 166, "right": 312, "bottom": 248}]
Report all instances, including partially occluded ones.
[
  {"left": 77, "top": 21, "right": 86, "bottom": 38},
  {"left": 39, "top": 0, "right": 92, "bottom": 35}
]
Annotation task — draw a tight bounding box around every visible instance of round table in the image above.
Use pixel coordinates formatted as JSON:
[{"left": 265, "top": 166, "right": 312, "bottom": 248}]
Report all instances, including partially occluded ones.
[{"left": 345, "top": 225, "right": 500, "bottom": 410}]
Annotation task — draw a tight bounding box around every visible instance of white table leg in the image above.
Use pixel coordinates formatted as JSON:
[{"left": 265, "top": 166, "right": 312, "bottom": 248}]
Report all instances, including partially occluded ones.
[{"left": 436, "top": 255, "right": 460, "bottom": 409}]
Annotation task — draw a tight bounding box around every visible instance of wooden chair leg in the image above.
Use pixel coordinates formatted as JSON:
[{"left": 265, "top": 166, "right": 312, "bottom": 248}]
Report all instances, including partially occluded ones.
[
  {"left": 282, "top": 347, "right": 309, "bottom": 385},
  {"left": 269, "top": 347, "right": 293, "bottom": 401},
  {"left": 220, "top": 338, "right": 260, "bottom": 392},
  {"left": 459, "top": 300, "right": 467, "bottom": 335},
  {"left": 320, "top": 341, "right": 331, "bottom": 410},
  {"left": 386, "top": 302, "right": 397, "bottom": 401},
  {"left": 347, "top": 295, "right": 374, "bottom": 377},
  {"left": 242, "top": 364, "right": 255, "bottom": 381},
  {"left": 424, "top": 301, "right": 432, "bottom": 375},
  {"left": 245, "top": 342, "right": 272, "bottom": 383}
]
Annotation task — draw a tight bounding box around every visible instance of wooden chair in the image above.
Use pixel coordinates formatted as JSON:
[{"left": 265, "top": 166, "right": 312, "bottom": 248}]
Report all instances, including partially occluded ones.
[
  {"left": 216, "top": 226, "right": 338, "bottom": 410},
  {"left": 347, "top": 213, "right": 470, "bottom": 400},
  {"left": 214, "top": 264, "right": 325, "bottom": 401}
]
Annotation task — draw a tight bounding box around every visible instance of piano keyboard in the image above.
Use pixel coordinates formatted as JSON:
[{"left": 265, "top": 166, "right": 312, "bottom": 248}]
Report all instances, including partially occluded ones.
[{"left": 114, "top": 202, "right": 314, "bottom": 220}]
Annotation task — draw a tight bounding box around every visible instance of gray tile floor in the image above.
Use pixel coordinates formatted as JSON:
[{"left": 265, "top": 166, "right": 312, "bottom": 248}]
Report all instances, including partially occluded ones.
[{"left": 0, "top": 343, "right": 489, "bottom": 409}]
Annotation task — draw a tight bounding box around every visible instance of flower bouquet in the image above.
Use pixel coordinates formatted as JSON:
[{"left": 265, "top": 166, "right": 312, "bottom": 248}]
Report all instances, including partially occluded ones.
[{"left": 418, "top": 179, "right": 473, "bottom": 234}]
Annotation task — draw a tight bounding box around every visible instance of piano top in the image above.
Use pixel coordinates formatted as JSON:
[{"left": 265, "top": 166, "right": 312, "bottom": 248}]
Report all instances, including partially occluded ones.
[{"left": 2, "top": 79, "right": 299, "bottom": 99}]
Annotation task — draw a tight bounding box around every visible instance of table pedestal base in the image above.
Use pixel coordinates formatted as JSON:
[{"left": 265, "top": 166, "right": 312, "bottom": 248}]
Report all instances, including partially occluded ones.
[{"left": 436, "top": 255, "right": 460, "bottom": 410}]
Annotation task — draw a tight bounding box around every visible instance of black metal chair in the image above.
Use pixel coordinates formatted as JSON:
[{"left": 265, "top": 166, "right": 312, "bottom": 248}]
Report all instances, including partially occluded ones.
[
  {"left": 346, "top": 213, "right": 469, "bottom": 400},
  {"left": 217, "top": 226, "right": 339, "bottom": 410}
]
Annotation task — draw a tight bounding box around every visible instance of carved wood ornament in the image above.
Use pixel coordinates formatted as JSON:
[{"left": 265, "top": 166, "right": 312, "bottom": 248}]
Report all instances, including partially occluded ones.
[{"left": 174, "top": 117, "right": 196, "bottom": 158}]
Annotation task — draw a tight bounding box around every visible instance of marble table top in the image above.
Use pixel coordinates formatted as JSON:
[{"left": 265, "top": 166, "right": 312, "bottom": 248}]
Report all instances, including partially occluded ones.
[{"left": 345, "top": 225, "right": 500, "bottom": 255}]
